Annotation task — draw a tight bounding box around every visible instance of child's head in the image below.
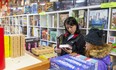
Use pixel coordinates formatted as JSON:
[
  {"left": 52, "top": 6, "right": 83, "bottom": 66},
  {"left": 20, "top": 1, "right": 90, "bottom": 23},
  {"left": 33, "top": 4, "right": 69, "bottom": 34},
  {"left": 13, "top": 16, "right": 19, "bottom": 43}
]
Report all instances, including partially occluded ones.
[
  {"left": 85, "top": 28, "right": 106, "bottom": 57},
  {"left": 64, "top": 17, "right": 80, "bottom": 34}
]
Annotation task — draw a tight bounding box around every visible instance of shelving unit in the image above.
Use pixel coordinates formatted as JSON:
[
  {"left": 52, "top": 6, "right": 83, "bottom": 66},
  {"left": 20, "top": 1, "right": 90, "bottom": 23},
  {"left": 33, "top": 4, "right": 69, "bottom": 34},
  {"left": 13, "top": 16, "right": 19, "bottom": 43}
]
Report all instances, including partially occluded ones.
[{"left": 1, "top": 5, "right": 116, "bottom": 47}]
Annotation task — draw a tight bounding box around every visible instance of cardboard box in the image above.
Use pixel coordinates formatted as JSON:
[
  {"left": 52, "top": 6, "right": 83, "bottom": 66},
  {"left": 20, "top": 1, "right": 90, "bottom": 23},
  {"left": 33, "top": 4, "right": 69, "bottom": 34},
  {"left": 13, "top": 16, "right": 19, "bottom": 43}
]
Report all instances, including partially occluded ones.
[
  {"left": 17, "top": 35, "right": 21, "bottom": 56},
  {"left": 4, "top": 35, "right": 10, "bottom": 57},
  {"left": 20, "top": 35, "right": 25, "bottom": 56},
  {"left": 9, "top": 35, "right": 14, "bottom": 57}
]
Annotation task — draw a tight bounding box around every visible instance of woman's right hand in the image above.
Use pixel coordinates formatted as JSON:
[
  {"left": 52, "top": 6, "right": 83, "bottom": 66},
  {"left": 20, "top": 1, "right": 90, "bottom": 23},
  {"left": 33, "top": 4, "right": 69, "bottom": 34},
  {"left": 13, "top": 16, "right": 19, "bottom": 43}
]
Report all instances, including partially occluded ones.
[{"left": 54, "top": 48, "right": 61, "bottom": 54}]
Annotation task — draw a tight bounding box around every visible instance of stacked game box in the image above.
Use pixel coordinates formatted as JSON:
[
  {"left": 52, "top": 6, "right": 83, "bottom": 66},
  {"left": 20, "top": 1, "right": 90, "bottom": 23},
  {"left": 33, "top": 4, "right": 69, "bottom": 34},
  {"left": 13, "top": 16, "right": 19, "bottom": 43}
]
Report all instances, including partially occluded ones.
[{"left": 50, "top": 54, "right": 98, "bottom": 70}]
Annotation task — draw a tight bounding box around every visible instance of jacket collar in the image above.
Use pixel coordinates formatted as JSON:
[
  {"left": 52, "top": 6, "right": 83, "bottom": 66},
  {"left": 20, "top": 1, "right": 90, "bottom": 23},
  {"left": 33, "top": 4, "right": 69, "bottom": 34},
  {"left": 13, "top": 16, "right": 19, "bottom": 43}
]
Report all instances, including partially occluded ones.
[
  {"left": 89, "top": 44, "right": 112, "bottom": 58},
  {"left": 64, "top": 32, "right": 79, "bottom": 39}
]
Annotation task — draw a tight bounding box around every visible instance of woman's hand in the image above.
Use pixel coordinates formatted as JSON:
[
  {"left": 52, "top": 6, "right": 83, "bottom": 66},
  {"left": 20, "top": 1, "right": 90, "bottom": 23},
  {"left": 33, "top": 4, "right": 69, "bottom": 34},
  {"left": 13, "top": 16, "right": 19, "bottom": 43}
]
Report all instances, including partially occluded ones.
[
  {"left": 54, "top": 48, "right": 61, "bottom": 54},
  {"left": 62, "top": 48, "right": 72, "bottom": 54}
]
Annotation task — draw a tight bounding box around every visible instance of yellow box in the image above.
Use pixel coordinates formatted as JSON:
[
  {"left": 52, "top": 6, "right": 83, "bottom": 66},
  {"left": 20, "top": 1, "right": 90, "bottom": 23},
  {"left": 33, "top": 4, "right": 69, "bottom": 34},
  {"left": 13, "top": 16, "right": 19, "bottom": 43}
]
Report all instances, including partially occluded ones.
[{"left": 4, "top": 35, "right": 10, "bottom": 58}]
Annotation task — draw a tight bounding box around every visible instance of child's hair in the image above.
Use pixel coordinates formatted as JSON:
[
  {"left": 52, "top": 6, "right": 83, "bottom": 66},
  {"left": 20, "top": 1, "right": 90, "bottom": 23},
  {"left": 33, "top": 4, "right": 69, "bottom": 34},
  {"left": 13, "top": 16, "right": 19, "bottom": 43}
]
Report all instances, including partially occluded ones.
[{"left": 64, "top": 17, "right": 80, "bottom": 34}]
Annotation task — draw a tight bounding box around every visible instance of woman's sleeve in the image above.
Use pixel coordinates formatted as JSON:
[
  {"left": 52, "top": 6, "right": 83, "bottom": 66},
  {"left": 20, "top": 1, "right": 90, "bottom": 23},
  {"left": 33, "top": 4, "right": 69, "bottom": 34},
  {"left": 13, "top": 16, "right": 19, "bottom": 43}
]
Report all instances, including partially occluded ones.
[{"left": 74, "top": 35, "right": 86, "bottom": 55}]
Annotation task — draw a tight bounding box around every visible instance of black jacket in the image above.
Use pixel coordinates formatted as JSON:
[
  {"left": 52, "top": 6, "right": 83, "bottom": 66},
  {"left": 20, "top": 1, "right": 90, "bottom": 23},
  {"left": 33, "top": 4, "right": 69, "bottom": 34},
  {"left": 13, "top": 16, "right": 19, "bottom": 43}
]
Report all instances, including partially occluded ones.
[{"left": 57, "top": 33, "right": 85, "bottom": 56}]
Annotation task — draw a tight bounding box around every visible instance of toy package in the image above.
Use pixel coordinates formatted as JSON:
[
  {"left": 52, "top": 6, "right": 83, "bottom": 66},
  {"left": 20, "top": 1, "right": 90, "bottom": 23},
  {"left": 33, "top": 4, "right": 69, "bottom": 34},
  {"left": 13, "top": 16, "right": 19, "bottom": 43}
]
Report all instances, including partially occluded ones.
[{"left": 50, "top": 54, "right": 98, "bottom": 70}]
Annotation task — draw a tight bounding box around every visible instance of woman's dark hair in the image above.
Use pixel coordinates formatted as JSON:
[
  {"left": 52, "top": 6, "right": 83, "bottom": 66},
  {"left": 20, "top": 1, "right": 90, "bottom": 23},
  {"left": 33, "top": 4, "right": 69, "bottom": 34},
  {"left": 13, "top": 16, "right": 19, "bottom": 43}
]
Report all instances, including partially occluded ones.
[{"left": 64, "top": 17, "right": 80, "bottom": 34}]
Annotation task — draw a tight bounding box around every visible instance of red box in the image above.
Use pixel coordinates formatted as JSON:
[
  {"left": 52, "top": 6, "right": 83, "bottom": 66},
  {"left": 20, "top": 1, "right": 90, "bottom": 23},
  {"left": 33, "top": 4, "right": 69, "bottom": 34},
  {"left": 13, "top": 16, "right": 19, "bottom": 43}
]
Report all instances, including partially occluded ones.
[{"left": 0, "top": 28, "right": 5, "bottom": 70}]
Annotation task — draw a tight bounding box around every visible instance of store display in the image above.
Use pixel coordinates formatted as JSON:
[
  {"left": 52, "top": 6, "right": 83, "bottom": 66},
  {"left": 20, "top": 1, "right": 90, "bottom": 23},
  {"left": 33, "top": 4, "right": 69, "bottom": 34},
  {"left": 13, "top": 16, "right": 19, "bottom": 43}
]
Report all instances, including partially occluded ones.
[{"left": 1, "top": 0, "right": 116, "bottom": 69}]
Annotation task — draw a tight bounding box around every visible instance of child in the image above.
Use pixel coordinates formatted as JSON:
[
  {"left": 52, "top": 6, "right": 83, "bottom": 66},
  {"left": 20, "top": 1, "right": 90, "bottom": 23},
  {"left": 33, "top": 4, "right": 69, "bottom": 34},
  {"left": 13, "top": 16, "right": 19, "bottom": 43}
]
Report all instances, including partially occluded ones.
[{"left": 85, "top": 28, "right": 112, "bottom": 70}]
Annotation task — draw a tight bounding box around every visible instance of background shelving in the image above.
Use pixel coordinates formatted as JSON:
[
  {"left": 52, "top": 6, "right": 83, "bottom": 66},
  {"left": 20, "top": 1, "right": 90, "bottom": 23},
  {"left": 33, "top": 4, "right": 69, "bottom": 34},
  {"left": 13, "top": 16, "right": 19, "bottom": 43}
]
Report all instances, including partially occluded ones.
[{"left": 1, "top": 5, "right": 116, "bottom": 47}]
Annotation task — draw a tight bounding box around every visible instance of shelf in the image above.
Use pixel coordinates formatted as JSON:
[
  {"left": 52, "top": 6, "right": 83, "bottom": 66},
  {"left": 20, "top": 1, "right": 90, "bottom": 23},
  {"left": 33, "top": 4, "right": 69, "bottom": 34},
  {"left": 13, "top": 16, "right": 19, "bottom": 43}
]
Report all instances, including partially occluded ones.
[
  {"left": 48, "top": 41, "right": 57, "bottom": 44},
  {"left": 58, "top": 27, "right": 65, "bottom": 29},
  {"left": 80, "top": 28, "right": 87, "bottom": 30},
  {"left": 41, "top": 39, "right": 48, "bottom": 42},
  {"left": 48, "top": 27, "right": 57, "bottom": 29},
  {"left": 2, "top": 4, "right": 116, "bottom": 46},
  {"left": 25, "top": 37, "right": 39, "bottom": 39},
  {"left": 109, "top": 29, "right": 116, "bottom": 31}
]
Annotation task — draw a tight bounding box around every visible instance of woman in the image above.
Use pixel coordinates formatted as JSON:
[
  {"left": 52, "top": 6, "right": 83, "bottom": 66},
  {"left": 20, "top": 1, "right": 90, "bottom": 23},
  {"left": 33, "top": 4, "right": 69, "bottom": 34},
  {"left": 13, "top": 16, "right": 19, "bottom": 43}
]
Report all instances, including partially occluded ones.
[
  {"left": 55, "top": 17, "right": 85, "bottom": 56},
  {"left": 85, "top": 28, "right": 112, "bottom": 70}
]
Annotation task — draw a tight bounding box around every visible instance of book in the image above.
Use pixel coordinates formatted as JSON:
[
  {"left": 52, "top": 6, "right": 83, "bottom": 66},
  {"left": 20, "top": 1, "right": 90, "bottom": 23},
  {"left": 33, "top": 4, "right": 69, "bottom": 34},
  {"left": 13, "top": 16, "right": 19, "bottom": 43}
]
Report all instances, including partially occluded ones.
[
  {"left": 111, "top": 9, "right": 116, "bottom": 29},
  {"left": 29, "top": 27, "right": 34, "bottom": 37},
  {"left": 22, "top": 16, "right": 27, "bottom": 26},
  {"left": 41, "top": 41, "right": 47, "bottom": 46},
  {"left": 41, "top": 29, "right": 48, "bottom": 40},
  {"left": 60, "top": 0, "right": 74, "bottom": 10},
  {"left": 53, "top": 2, "right": 62, "bottom": 11},
  {"left": 24, "top": 5, "right": 31, "bottom": 14},
  {"left": 21, "top": 26, "right": 27, "bottom": 35},
  {"left": 31, "top": 3, "right": 38, "bottom": 14},
  {"left": 89, "top": 9, "right": 108, "bottom": 29},
  {"left": 59, "top": 13, "right": 69, "bottom": 27},
  {"left": 50, "top": 31, "right": 57, "bottom": 42},
  {"left": 87, "top": 0, "right": 108, "bottom": 6},
  {"left": 34, "top": 15, "right": 40, "bottom": 26},
  {"left": 73, "top": 10, "right": 87, "bottom": 28},
  {"left": 33, "top": 28, "right": 39, "bottom": 37},
  {"left": 44, "top": 2, "right": 54, "bottom": 12},
  {"left": 59, "top": 44, "right": 72, "bottom": 49},
  {"left": 109, "top": 0, "right": 116, "bottom": 2},
  {"left": 74, "top": 0, "right": 87, "bottom": 7},
  {"left": 51, "top": 14, "right": 57, "bottom": 27},
  {"left": 108, "top": 36, "right": 116, "bottom": 44}
]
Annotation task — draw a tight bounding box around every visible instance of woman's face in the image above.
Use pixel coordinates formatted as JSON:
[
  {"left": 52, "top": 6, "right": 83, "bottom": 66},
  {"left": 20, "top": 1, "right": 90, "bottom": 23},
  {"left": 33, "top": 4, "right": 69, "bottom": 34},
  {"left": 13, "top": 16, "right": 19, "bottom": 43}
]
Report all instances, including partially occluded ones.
[
  {"left": 85, "top": 42, "right": 92, "bottom": 50},
  {"left": 65, "top": 24, "right": 76, "bottom": 34}
]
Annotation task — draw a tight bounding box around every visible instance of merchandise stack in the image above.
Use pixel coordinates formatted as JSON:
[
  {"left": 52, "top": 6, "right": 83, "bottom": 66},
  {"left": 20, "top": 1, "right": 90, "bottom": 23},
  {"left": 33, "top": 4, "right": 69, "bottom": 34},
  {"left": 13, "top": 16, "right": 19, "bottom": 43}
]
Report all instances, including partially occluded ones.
[
  {"left": 50, "top": 54, "right": 98, "bottom": 70},
  {"left": 4, "top": 34, "right": 25, "bottom": 58}
]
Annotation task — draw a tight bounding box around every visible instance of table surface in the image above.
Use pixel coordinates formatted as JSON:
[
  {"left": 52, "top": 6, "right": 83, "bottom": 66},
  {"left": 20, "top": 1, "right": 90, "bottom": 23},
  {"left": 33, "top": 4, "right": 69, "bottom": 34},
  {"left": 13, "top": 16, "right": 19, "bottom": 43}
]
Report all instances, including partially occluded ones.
[{"left": 4, "top": 53, "right": 42, "bottom": 70}]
